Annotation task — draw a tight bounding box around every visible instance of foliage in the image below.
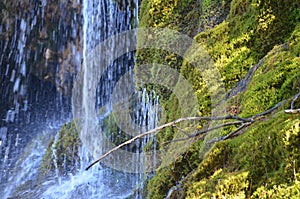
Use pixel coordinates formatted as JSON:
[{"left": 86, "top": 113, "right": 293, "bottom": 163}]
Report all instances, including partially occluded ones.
[
  {"left": 251, "top": 182, "right": 300, "bottom": 199},
  {"left": 240, "top": 24, "right": 300, "bottom": 117},
  {"left": 187, "top": 169, "right": 249, "bottom": 199},
  {"left": 40, "top": 121, "right": 81, "bottom": 178},
  {"left": 184, "top": 112, "right": 300, "bottom": 198},
  {"left": 136, "top": 0, "right": 300, "bottom": 198},
  {"left": 147, "top": 141, "right": 203, "bottom": 198}
]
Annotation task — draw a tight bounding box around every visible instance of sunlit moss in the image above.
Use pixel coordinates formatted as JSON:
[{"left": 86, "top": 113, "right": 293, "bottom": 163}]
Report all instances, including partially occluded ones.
[
  {"left": 137, "top": 0, "right": 300, "bottom": 198},
  {"left": 184, "top": 112, "right": 299, "bottom": 198}
]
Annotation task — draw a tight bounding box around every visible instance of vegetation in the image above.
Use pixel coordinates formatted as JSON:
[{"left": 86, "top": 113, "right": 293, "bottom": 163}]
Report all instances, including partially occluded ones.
[
  {"left": 185, "top": 112, "right": 299, "bottom": 199},
  {"left": 40, "top": 121, "right": 81, "bottom": 178},
  {"left": 135, "top": 0, "right": 300, "bottom": 198}
]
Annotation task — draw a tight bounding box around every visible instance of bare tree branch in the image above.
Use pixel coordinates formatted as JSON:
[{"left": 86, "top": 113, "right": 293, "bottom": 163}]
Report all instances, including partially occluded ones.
[
  {"left": 192, "top": 121, "right": 243, "bottom": 137},
  {"left": 162, "top": 121, "right": 244, "bottom": 145},
  {"left": 291, "top": 91, "right": 300, "bottom": 109},
  {"left": 208, "top": 121, "right": 254, "bottom": 143},
  {"left": 285, "top": 109, "right": 300, "bottom": 114},
  {"left": 85, "top": 116, "right": 246, "bottom": 170},
  {"left": 251, "top": 100, "right": 287, "bottom": 120},
  {"left": 85, "top": 94, "right": 299, "bottom": 171}
]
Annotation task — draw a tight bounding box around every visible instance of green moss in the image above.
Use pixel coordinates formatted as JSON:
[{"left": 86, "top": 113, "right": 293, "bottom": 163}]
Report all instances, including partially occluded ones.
[
  {"left": 39, "top": 138, "right": 55, "bottom": 177},
  {"left": 55, "top": 121, "right": 81, "bottom": 175},
  {"left": 187, "top": 169, "right": 249, "bottom": 198},
  {"left": 240, "top": 25, "right": 300, "bottom": 117},
  {"left": 194, "top": 0, "right": 299, "bottom": 89},
  {"left": 136, "top": 0, "right": 231, "bottom": 150},
  {"left": 147, "top": 167, "right": 177, "bottom": 199},
  {"left": 101, "top": 113, "right": 133, "bottom": 146},
  {"left": 137, "top": 0, "right": 300, "bottom": 198},
  {"left": 147, "top": 140, "right": 203, "bottom": 198},
  {"left": 184, "top": 111, "right": 300, "bottom": 198},
  {"left": 252, "top": 181, "right": 300, "bottom": 199},
  {"left": 193, "top": 141, "right": 232, "bottom": 180},
  {"left": 39, "top": 121, "right": 81, "bottom": 178}
]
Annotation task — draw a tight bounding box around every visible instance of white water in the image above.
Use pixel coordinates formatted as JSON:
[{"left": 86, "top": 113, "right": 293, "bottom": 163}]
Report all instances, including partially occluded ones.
[
  {"left": 42, "top": 0, "right": 158, "bottom": 198},
  {"left": 1, "top": 0, "right": 160, "bottom": 198},
  {"left": 3, "top": 124, "right": 65, "bottom": 199}
]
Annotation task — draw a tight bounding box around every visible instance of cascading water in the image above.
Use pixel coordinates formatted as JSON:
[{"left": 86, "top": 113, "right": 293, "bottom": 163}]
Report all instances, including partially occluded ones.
[
  {"left": 66, "top": 0, "right": 158, "bottom": 197},
  {"left": 1, "top": 0, "right": 158, "bottom": 198}
]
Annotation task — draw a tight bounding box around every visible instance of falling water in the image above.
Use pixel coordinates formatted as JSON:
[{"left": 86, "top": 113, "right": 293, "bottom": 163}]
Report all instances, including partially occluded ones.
[
  {"left": 1, "top": 1, "right": 78, "bottom": 197},
  {"left": 42, "top": 0, "right": 159, "bottom": 198},
  {"left": 69, "top": 0, "right": 158, "bottom": 197},
  {"left": 0, "top": 0, "right": 158, "bottom": 198}
]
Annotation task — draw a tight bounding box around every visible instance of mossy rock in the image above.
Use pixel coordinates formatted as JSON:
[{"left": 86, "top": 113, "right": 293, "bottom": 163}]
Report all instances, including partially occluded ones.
[
  {"left": 136, "top": 0, "right": 300, "bottom": 198},
  {"left": 39, "top": 121, "right": 81, "bottom": 178},
  {"left": 182, "top": 111, "right": 299, "bottom": 198}
]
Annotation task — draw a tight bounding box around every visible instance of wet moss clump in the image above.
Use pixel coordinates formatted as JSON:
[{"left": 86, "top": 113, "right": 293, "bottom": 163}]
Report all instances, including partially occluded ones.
[
  {"left": 39, "top": 121, "right": 81, "bottom": 178},
  {"left": 100, "top": 112, "right": 150, "bottom": 153}
]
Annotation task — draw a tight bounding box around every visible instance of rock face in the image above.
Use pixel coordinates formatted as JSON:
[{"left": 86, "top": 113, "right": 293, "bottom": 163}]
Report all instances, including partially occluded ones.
[{"left": 0, "top": 1, "right": 82, "bottom": 194}]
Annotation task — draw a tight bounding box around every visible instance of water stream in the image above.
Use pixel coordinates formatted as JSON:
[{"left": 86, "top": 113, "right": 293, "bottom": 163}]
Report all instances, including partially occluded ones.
[{"left": 0, "top": 0, "right": 158, "bottom": 198}]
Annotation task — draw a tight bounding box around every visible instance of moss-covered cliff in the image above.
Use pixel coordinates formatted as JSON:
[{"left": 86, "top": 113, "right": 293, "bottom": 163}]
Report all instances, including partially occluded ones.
[{"left": 136, "top": 0, "right": 300, "bottom": 198}]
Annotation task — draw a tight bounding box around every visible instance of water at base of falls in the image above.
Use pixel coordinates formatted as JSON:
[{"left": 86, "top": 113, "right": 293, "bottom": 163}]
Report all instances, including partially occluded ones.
[
  {"left": 39, "top": 148, "right": 141, "bottom": 199},
  {"left": 4, "top": 89, "right": 159, "bottom": 198},
  {"left": 41, "top": 167, "right": 135, "bottom": 199}
]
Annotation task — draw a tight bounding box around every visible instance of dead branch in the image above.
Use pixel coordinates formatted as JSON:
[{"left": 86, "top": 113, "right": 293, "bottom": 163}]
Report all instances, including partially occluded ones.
[
  {"left": 284, "top": 91, "right": 300, "bottom": 113},
  {"left": 173, "top": 125, "right": 193, "bottom": 138},
  {"left": 215, "top": 122, "right": 252, "bottom": 142},
  {"left": 85, "top": 94, "right": 297, "bottom": 171},
  {"left": 251, "top": 99, "right": 287, "bottom": 120},
  {"left": 85, "top": 116, "right": 246, "bottom": 170},
  {"left": 291, "top": 91, "right": 300, "bottom": 109},
  {"left": 192, "top": 121, "right": 243, "bottom": 137},
  {"left": 285, "top": 109, "right": 300, "bottom": 114},
  {"left": 162, "top": 121, "right": 244, "bottom": 145}
]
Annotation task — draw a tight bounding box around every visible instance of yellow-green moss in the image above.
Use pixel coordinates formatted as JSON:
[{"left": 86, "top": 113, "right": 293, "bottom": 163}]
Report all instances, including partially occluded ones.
[
  {"left": 240, "top": 24, "right": 300, "bottom": 117},
  {"left": 251, "top": 181, "right": 300, "bottom": 199},
  {"left": 194, "top": 0, "right": 299, "bottom": 90},
  {"left": 136, "top": 0, "right": 300, "bottom": 198},
  {"left": 147, "top": 140, "right": 204, "bottom": 199},
  {"left": 184, "top": 111, "right": 300, "bottom": 198},
  {"left": 187, "top": 169, "right": 249, "bottom": 199}
]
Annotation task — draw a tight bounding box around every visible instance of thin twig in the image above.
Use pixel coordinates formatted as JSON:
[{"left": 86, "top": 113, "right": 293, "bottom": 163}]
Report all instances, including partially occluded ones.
[
  {"left": 173, "top": 125, "right": 193, "bottom": 138},
  {"left": 162, "top": 121, "right": 244, "bottom": 145},
  {"left": 85, "top": 117, "right": 244, "bottom": 170},
  {"left": 285, "top": 109, "right": 300, "bottom": 114},
  {"left": 192, "top": 121, "right": 243, "bottom": 137},
  {"left": 219, "top": 122, "right": 252, "bottom": 141},
  {"left": 251, "top": 100, "right": 287, "bottom": 120}
]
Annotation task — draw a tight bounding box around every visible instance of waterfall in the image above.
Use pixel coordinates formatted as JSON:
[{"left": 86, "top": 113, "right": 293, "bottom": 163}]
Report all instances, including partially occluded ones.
[
  {"left": 0, "top": 0, "right": 158, "bottom": 198},
  {"left": 41, "top": 0, "right": 158, "bottom": 197},
  {"left": 69, "top": 0, "right": 158, "bottom": 197}
]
